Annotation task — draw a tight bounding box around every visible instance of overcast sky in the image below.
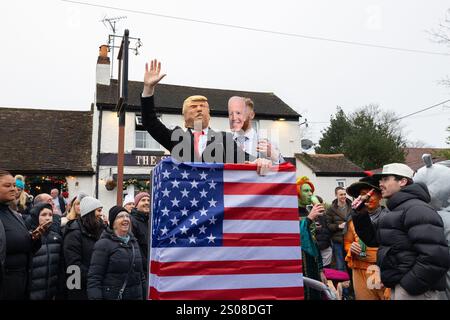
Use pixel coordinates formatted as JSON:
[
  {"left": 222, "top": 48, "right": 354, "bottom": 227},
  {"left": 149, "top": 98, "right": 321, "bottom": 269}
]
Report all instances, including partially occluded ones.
[{"left": 1, "top": 0, "right": 450, "bottom": 148}]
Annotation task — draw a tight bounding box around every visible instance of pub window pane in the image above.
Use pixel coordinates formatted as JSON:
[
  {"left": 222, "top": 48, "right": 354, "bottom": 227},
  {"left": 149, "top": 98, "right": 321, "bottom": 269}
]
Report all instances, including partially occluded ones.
[{"left": 135, "top": 130, "right": 161, "bottom": 150}]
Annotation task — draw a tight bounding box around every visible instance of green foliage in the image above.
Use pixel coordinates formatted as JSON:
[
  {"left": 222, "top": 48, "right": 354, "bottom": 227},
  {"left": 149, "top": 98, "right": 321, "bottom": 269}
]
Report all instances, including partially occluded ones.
[
  {"left": 123, "top": 178, "right": 149, "bottom": 191},
  {"left": 434, "top": 149, "right": 450, "bottom": 160},
  {"left": 316, "top": 105, "right": 406, "bottom": 170},
  {"left": 434, "top": 127, "right": 450, "bottom": 159},
  {"left": 315, "top": 107, "right": 351, "bottom": 154}
]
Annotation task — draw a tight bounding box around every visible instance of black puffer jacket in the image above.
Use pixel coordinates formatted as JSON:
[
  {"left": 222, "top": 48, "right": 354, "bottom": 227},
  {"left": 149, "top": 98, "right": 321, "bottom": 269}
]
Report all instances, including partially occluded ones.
[
  {"left": 63, "top": 219, "right": 103, "bottom": 300},
  {"left": 130, "top": 209, "right": 149, "bottom": 274},
  {"left": 87, "top": 228, "right": 147, "bottom": 300},
  {"left": 29, "top": 231, "right": 62, "bottom": 300},
  {"left": 315, "top": 215, "right": 332, "bottom": 250},
  {"left": 352, "top": 183, "right": 450, "bottom": 295}
]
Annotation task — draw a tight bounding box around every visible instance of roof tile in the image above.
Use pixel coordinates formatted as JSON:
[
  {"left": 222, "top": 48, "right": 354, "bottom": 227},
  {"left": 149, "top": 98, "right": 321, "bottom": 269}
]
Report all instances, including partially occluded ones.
[
  {"left": 0, "top": 107, "right": 93, "bottom": 174},
  {"left": 295, "top": 153, "right": 364, "bottom": 174}
]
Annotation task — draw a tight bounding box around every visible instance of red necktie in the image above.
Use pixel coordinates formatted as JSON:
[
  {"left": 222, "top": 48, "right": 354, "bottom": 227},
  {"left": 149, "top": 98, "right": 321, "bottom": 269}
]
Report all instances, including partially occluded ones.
[{"left": 193, "top": 130, "right": 204, "bottom": 159}]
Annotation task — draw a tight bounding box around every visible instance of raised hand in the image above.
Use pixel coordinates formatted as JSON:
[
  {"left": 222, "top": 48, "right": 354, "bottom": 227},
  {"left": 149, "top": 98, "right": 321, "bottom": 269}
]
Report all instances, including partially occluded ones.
[
  {"left": 143, "top": 59, "right": 167, "bottom": 96},
  {"left": 307, "top": 203, "right": 325, "bottom": 221}
]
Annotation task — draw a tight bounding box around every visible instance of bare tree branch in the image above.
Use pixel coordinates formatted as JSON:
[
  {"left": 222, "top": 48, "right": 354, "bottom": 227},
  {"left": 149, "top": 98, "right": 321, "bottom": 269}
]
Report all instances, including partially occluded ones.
[{"left": 429, "top": 9, "right": 450, "bottom": 88}]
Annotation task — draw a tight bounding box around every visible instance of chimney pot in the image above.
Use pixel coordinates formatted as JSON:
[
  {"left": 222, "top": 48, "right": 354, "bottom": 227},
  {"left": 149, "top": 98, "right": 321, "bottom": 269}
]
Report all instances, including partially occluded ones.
[
  {"left": 96, "top": 44, "right": 110, "bottom": 85},
  {"left": 97, "top": 45, "right": 110, "bottom": 64}
]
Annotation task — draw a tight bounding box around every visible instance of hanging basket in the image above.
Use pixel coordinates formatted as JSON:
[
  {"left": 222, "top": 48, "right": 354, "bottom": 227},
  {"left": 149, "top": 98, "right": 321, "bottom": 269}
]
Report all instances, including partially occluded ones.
[{"left": 105, "top": 178, "right": 117, "bottom": 191}]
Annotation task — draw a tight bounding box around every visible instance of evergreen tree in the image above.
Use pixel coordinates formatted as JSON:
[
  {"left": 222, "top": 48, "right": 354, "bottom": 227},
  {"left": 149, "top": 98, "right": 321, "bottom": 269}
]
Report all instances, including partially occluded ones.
[{"left": 316, "top": 105, "right": 406, "bottom": 169}]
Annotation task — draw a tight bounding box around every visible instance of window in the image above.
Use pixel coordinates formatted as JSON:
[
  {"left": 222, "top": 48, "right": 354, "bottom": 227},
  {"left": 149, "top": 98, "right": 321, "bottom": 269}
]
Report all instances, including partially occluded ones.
[
  {"left": 135, "top": 131, "right": 161, "bottom": 150},
  {"left": 135, "top": 114, "right": 161, "bottom": 150},
  {"left": 336, "top": 179, "right": 346, "bottom": 188}
]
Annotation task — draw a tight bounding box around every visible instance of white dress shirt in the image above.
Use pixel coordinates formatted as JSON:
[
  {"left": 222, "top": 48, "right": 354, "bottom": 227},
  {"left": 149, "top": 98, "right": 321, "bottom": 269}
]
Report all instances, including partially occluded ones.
[
  {"left": 194, "top": 127, "right": 209, "bottom": 156},
  {"left": 233, "top": 128, "right": 258, "bottom": 157}
]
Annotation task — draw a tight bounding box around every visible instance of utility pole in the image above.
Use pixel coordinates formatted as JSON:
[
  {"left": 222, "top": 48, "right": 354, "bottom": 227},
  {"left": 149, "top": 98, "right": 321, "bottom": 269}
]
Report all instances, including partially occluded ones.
[
  {"left": 101, "top": 17, "right": 143, "bottom": 205},
  {"left": 114, "top": 29, "right": 143, "bottom": 205},
  {"left": 115, "top": 29, "right": 129, "bottom": 205}
]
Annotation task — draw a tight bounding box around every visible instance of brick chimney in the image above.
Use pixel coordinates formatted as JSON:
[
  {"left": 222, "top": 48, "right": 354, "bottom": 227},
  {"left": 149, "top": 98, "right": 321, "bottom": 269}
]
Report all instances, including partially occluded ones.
[{"left": 96, "top": 44, "right": 110, "bottom": 85}]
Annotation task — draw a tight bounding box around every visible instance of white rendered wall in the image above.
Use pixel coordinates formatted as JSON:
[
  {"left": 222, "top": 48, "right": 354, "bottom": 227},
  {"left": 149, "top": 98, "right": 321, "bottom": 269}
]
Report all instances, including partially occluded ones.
[
  {"left": 259, "top": 120, "right": 299, "bottom": 158},
  {"left": 66, "top": 176, "right": 95, "bottom": 199},
  {"left": 100, "top": 111, "right": 137, "bottom": 153}
]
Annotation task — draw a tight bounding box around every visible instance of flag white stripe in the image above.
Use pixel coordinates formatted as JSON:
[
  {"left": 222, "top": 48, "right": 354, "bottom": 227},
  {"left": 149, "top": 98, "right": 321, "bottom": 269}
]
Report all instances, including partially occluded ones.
[
  {"left": 223, "top": 220, "right": 299, "bottom": 234},
  {"left": 224, "top": 195, "right": 298, "bottom": 208},
  {"left": 150, "top": 246, "right": 302, "bottom": 262},
  {"left": 224, "top": 170, "right": 296, "bottom": 184},
  {"left": 150, "top": 273, "right": 303, "bottom": 291}
]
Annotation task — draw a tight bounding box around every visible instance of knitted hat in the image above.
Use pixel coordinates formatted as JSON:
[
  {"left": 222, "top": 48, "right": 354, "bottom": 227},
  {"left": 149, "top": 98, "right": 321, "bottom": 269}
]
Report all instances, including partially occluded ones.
[
  {"left": 15, "top": 179, "right": 25, "bottom": 190},
  {"left": 80, "top": 196, "right": 103, "bottom": 217},
  {"left": 123, "top": 194, "right": 135, "bottom": 207},
  {"left": 108, "top": 205, "right": 128, "bottom": 227},
  {"left": 134, "top": 192, "right": 150, "bottom": 206},
  {"left": 77, "top": 192, "right": 88, "bottom": 202}
]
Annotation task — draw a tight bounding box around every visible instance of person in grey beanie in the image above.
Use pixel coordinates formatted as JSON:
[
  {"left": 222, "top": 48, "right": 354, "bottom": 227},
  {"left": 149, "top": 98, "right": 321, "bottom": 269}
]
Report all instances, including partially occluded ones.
[{"left": 63, "top": 196, "right": 106, "bottom": 300}]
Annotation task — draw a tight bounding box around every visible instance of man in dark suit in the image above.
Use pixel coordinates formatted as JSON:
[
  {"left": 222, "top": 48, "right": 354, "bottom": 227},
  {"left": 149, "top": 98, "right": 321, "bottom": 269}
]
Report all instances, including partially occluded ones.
[{"left": 141, "top": 59, "right": 272, "bottom": 174}]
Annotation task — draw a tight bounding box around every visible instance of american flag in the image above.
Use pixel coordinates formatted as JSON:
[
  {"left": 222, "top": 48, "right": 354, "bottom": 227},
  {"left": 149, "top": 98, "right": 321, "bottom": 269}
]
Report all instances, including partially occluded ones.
[{"left": 149, "top": 157, "right": 303, "bottom": 300}]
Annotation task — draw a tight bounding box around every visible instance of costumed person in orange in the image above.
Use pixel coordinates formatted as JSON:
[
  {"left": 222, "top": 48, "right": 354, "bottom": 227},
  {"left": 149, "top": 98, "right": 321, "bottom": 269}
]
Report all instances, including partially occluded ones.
[
  {"left": 344, "top": 175, "right": 390, "bottom": 300},
  {"left": 296, "top": 177, "right": 327, "bottom": 300}
]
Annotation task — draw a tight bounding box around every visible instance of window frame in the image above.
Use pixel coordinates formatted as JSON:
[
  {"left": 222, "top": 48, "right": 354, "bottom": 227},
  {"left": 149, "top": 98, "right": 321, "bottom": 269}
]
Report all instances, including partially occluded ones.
[
  {"left": 134, "top": 114, "right": 162, "bottom": 151},
  {"left": 336, "top": 179, "right": 347, "bottom": 188}
]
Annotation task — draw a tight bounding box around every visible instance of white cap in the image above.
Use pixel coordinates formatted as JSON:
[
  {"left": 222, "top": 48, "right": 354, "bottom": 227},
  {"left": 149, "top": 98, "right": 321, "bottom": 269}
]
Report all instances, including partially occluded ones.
[
  {"left": 123, "top": 194, "right": 134, "bottom": 206},
  {"left": 375, "top": 163, "right": 414, "bottom": 179},
  {"left": 80, "top": 196, "right": 103, "bottom": 217}
]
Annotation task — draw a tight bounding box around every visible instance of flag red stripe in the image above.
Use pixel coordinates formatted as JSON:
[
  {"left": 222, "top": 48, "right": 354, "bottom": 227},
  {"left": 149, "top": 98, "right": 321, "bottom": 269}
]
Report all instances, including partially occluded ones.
[
  {"left": 224, "top": 182, "right": 297, "bottom": 196},
  {"left": 224, "top": 207, "right": 299, "bottom": 220},
  {"left": 150, "top": 286, "right": 304, "bottom": 300},
  {"left": 223, "top": 233, "right": 300, "bottom": 246},
  {"left": 151, "top": 259, "right": 302, "bottom": 277},
  {"left": 224, "top": 163, "right": 296, "bottom": 172}
]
